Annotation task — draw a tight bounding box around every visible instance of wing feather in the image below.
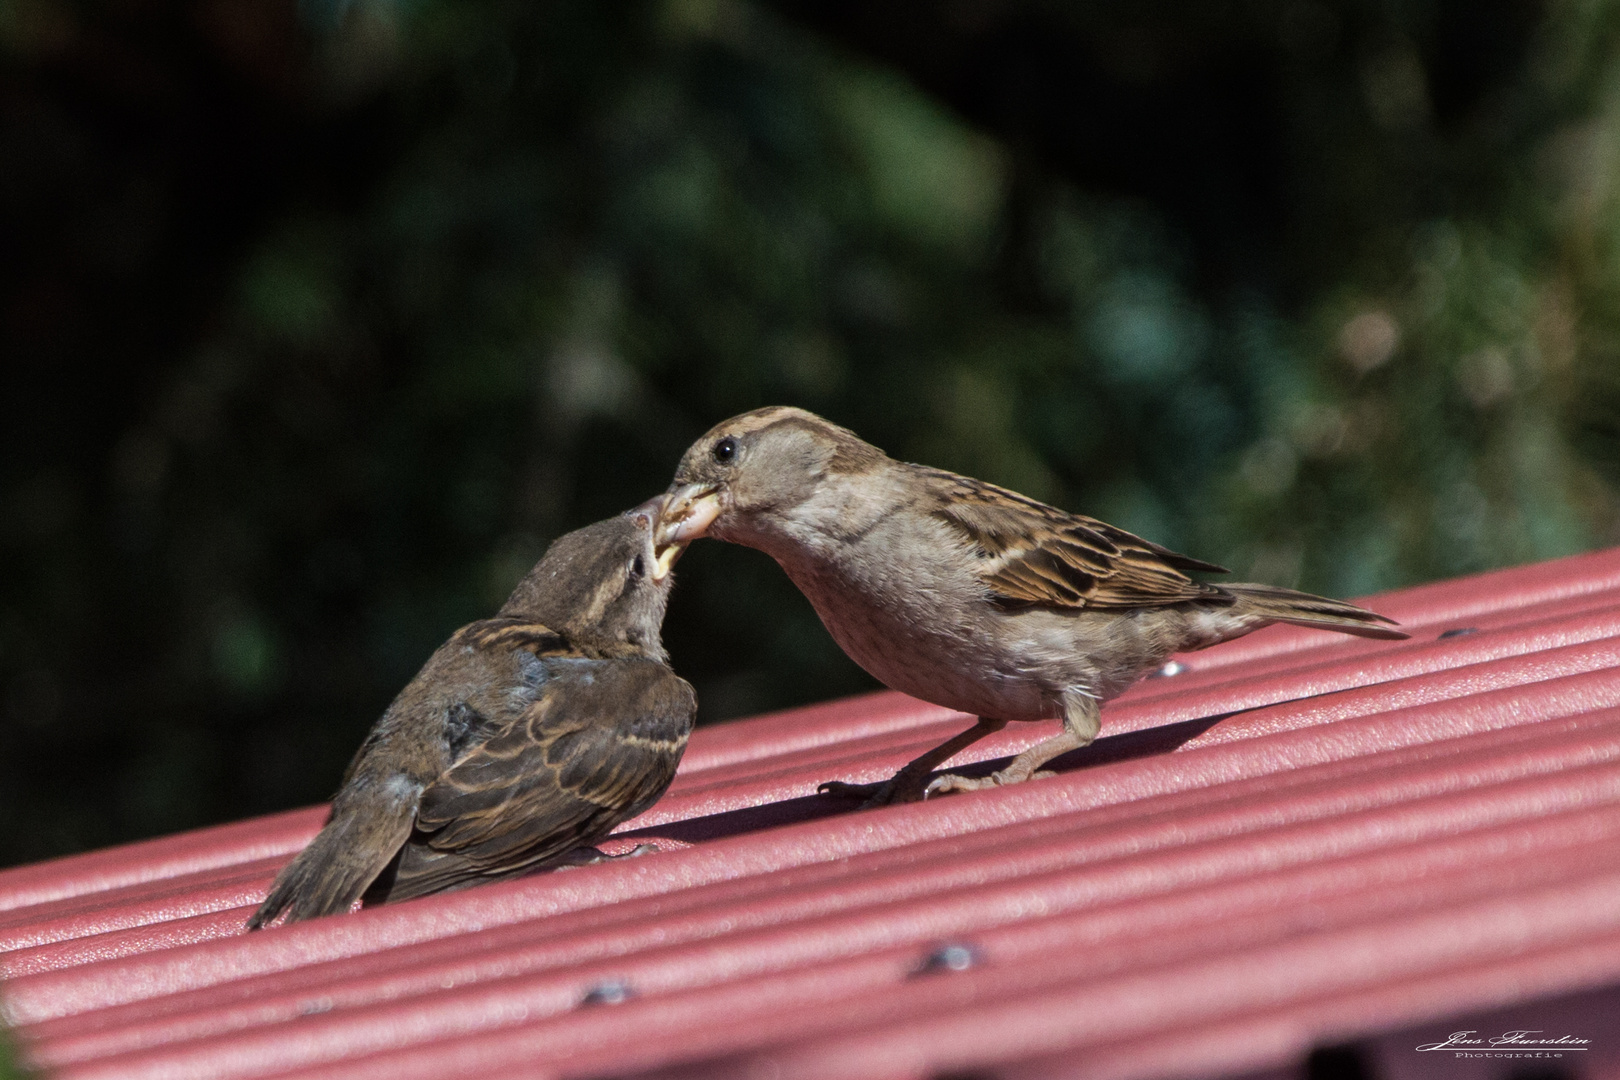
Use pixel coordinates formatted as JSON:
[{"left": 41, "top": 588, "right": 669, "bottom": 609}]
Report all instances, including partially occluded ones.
[
  {"left": 920, "top": 467, "right": 1229, "bottom": 611},
  {"left": 383, "top": 658, "right": 695, "bottom": 899}
]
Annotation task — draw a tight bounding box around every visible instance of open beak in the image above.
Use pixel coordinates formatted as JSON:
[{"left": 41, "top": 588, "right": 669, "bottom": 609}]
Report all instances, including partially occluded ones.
[
  {"left": 659, "top": 482, "right": 724, "bottom": 548},
  {"left": 652, "top": 541, "right": 683, "bottom": 582},
  {"left": 628, "top": 495, "right": 688, "bottom": 583},
  {"left": 631, "top": 483, "right": 722, "bottom": 583}
]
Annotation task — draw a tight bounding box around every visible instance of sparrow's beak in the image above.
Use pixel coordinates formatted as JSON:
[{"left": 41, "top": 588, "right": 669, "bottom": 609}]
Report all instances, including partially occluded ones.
[
  {"left": 629, "top": 495, "right": 688, "bottom": 583},
  {"left": 659, "top": 482, "right": 724, "bottom": 550},
  {"left": 653, "top": 535, "right": 686, "bottom": 582}
]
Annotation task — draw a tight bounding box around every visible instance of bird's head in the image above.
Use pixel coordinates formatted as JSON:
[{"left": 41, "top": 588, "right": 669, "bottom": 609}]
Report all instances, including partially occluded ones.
[
  {"left": 658, "top": 406, "right": 886, "bottom": 548},
  {"left": 501, "top": 507, "right": 684, "bottom": 659}
]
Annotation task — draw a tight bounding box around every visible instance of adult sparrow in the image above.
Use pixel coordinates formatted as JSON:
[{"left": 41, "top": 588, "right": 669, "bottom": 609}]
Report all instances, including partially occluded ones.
[
  {"left": 658, "top": 406, "right": 1406, "bottom": 806},
  {"left": 248, "top": 506, "right": 695, "bottom": 927}
]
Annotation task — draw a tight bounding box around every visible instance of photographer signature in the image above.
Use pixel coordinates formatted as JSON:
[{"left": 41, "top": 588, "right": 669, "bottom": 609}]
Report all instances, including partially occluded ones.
[{"left": 1416, "top": 1031, "right": 1590, "bottom": 1052}]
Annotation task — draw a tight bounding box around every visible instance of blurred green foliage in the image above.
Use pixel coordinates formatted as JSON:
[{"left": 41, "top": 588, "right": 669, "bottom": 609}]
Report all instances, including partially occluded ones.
[
  {"left": 0, "top": 1032, "right": 21, "bottom": 1080},
  {"left": 2, "top": 0, "right": 1619, "bottom": 864}
]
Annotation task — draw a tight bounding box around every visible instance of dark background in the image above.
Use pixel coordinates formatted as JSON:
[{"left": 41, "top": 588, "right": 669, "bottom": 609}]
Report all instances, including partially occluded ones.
[{"left": 3, "top": 0, "right": 1619, "bottom": 867}]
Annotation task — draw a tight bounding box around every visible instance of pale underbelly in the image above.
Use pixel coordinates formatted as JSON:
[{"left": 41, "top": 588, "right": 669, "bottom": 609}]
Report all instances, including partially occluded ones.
[
  {"left": 799, "top": 586, "right": 1054, "bottom": 722},
  {"left": 784, "top": 559, "right": 1199, "bottom": 721}
]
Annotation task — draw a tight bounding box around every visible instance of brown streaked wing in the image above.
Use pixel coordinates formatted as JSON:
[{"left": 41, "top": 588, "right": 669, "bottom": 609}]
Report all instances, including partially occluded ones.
[
  {"left": 406, "top": 658, "right": 695, "bottom": 877},
  {"left": 920, "top": 468, "right": 1229, "bottom": 611}
]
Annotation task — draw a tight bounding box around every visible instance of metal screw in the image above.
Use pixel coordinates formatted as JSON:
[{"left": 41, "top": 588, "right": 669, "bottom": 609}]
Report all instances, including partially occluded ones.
[
  {"left": 1438, "top": 627, "right": 1479, "bottom": 639},
  {"left": 580, "top": 979, "right": 635, "bottom": 1006},
  {"left": 1153, "top": 659, "right": 1189, "bottom": 678},
  {"left": 915, "top": 943, "right": 980, "bottom": 975}
]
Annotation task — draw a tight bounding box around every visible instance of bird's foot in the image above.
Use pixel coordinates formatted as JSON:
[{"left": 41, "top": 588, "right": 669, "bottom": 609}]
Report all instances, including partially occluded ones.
[
  {"left": 817, "top": 775, "right": 930, "bottom": 808},
  {"left": 553, "top": 842, "right": 661, "bottom": 869},
  {"left": 816, "top": 779, "right": 881, "bottom": 801},
  {"left": 615, "top": 842, "right": 661, "bottom": 859},
  {"left": 924, "top": 769, "right": 1056, "bottom": 797}
]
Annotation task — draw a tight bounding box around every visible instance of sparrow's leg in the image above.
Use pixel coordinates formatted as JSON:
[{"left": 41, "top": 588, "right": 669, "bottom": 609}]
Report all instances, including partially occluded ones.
[
  {"left": 925, "top": 689, "right": 1101, "bottom": 797},
  {"left": 551, "top": 843, "right": 662, "bottom": 869},
  {"left": 819, "top": 715, "right": 1009, "bottom": 807}
]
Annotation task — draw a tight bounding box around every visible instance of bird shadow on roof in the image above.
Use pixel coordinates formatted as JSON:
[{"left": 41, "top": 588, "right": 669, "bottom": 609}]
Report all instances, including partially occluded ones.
[
  {"left": 616, "top": 792, "right": 851, "bottom": 847},
  {"left": 615, "top": 709, "right": 1240, "bottom": 849}
]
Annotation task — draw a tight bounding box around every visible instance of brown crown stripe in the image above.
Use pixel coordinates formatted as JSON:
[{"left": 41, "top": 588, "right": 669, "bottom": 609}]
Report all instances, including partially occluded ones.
[{"left": 722, "top": 409, "right": 888, "bottom": 474}]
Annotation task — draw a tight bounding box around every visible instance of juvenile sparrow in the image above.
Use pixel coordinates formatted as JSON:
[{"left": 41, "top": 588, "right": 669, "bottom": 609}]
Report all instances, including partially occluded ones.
[
  {"left": 659, "top": 406, "right": 1406, "bottom": 806},
  {"left": 248, "top": 506, "right": 695, "bottom": 927}
]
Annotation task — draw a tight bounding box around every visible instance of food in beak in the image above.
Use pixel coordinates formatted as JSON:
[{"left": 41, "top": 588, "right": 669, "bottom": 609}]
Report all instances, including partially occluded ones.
[
  {"left": 627, "top": 495, "right": 688, "bottom": 582},
  {"left": 658, "top": 483, "right": 723, "bottom": 548}
]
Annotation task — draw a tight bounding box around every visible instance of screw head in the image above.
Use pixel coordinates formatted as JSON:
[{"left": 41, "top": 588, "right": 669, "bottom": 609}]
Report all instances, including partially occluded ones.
[
  {"left": 580, "top": 979, "right": 634, "bottom": 1006},
  {"left": 916, "top": 943, "right": 980, "bottom": 975}
]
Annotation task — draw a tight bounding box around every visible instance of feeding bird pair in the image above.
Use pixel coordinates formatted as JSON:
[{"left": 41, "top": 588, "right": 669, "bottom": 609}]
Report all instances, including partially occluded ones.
[{"left": 251, "top": 407, "right": 1405, "bottom": 927}]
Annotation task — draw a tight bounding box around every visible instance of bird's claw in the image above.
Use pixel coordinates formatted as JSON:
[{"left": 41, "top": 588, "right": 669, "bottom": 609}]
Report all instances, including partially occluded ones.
[
  {"left": 924, "top": 774, "right": 991, "bottom": 796},
  {"left": 924, "top": 768, "right": 1056, "bottom": 796},
  {"left": 553, "top": 842, "right": 661, "bottom": 869},
  {"left": 821, "top": 764, "right": 1061, "bottom": 806},
  {"left": 817, "top": 777, "right": 932, "bottom": 807},
  {"left": 817, "top": 779, "right": 889, "bottom": 802},
  {"left": 816, "top": 780, "right": 920, "bottom": 806}
]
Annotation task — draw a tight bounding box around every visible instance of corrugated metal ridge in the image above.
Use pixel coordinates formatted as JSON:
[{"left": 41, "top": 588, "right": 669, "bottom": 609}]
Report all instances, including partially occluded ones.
[
  {"left": 26, "top": 718, "right": 1620, "bottom": 1077},
  {"left": 627, "top": 885, "right": 1620, "bottom": 1080},
  {"left": 660, "top": 625, "right": 1620, "bottom": 807},
  {"left": 1002, "top": 952, "right": 1620, "bottom": 1080},
  {"left": 0, "top": 616, "right": 1608, "bottom": 976},
  {"left": 6, "top": 546, "right": 1618, "bottom": 914},
  {"left": 2, "top": 546, "right": 1619, "bottom": 1080},
  {"left": 8, "top": 628, "right": 1619, "bottom": 992},
  {"left": 21, "top": 705, "right": 1620, "bottom": 1041}
]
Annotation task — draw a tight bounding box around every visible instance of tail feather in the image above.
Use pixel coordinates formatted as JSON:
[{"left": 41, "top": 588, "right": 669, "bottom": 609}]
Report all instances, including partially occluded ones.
[
  {"left": 247, "top": 803, "right": 414, "bottom": 929},
  {"left": 1223, "top": 582, "right": 1408, "bottom": 641}
]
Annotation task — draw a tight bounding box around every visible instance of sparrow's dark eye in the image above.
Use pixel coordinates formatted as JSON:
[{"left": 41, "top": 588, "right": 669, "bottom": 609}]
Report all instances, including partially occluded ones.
[
  {"left": 628, "top": 554, "right": 645, "bottom": 581},
  {"left": 712, "top": 436, "right": 739, "bottom": 464}
]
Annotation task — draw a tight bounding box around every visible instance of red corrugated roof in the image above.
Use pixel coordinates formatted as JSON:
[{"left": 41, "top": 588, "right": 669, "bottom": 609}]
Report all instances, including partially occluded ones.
[{"left": 5, "top": 550, "right": 1620, "bottom": 1079}]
